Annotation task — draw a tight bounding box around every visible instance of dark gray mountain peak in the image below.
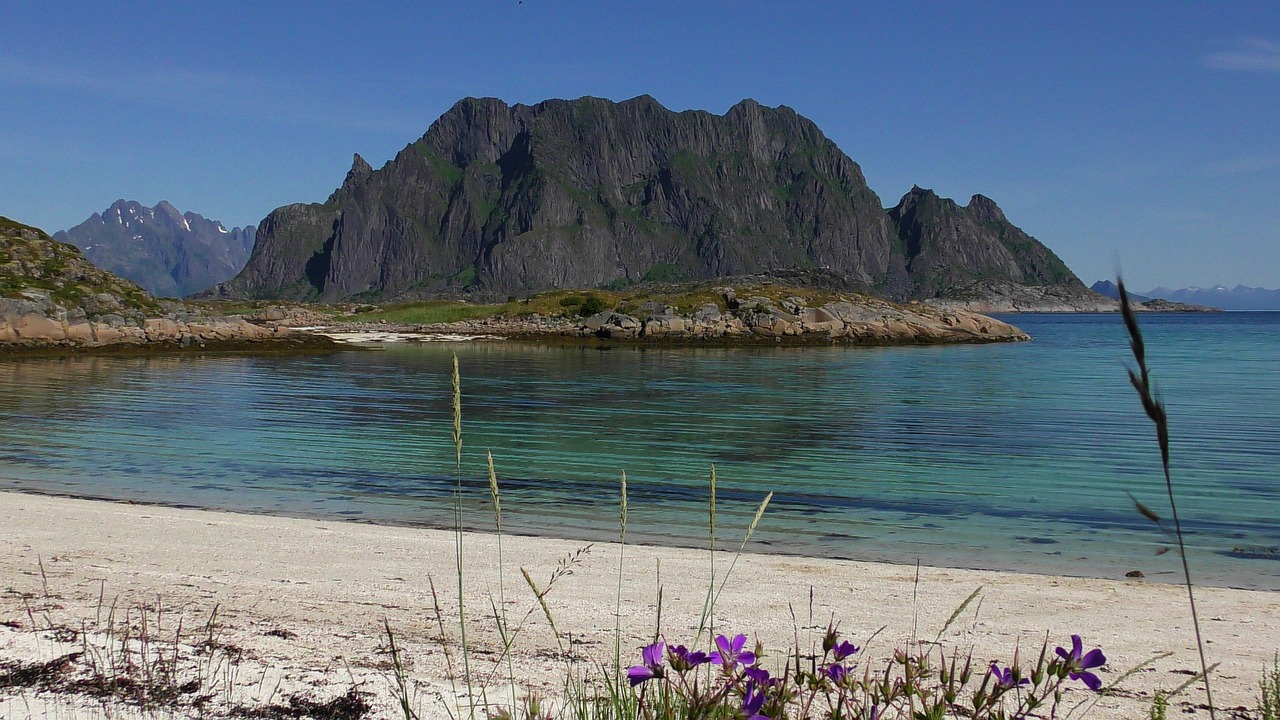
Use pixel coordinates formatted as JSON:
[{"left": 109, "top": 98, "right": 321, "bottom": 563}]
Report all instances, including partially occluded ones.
[
  {"left": 1090, "top": 280, "right": 1149, "bottom": 302},
  {"left": 888, "top": 185, "right": 1079, "bottom": 298},
  {"left": 340, "top": 153, "right": 374, "bottom": 192},
  {"left": 966, "top": 194, "right": 1007, "bottom": 224},
  {"left": 211, "top": 95, "right": 1087, "bottom": 304},
  {"left": 108, "top": 198, "right": 143, "bottom": 211},
  {"left": 350, "top": 153, "right": 373, "bottom": 177}
]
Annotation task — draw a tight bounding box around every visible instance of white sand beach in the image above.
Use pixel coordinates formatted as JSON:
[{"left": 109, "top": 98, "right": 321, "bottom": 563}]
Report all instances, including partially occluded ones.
[{"left": 2, "top": 491, "right": 1276, "bottom": 719}]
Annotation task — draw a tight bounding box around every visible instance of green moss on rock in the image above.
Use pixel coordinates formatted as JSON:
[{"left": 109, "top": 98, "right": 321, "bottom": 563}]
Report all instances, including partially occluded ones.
[{"left": 0, "top": 215, "right": 163, "bottom": 318}]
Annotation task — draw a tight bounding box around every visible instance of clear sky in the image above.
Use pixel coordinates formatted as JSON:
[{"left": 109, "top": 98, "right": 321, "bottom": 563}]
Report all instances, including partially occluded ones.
[{"left": 2, "top": 1, "right": 1277, "bottom": 290}]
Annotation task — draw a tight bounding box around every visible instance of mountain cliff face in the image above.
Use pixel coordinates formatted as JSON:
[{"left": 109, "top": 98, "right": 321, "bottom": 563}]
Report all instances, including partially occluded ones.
[
  {"left": 213, "top": 96, "right": 1087, "bottom": 302},
  {"left": 56, "top": 200, "right": 255, "bottom": 297},
  {"left": 889, "top": 187, "right": 1082, "bottom": 299}
]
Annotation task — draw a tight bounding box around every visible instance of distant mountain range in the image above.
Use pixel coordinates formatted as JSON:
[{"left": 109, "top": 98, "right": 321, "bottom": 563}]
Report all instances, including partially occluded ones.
[
  {"left": 208, "top": 95, "right": 1093, "bottom": 306},
  {"left": 54, "top": 200, "right": 254, "bottom": 297},
  {"left": 1091, "top": 280, "right": 1280, "bottom": 310}
]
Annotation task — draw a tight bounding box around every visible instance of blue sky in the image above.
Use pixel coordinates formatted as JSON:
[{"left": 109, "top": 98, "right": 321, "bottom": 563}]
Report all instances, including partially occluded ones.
[{"left": 2, "top": 1, "right": 1277, "bottom": 290}]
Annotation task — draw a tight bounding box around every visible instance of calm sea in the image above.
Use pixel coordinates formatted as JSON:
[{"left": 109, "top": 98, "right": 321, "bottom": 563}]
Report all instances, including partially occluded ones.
[{"left": 1, "top": 313, "right": 1277, "bottom": 589}]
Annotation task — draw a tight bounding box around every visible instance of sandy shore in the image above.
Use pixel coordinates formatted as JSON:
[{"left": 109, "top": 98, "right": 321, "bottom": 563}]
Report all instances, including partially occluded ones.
[{"left": 2, "top": 491, "right": 1276, "bottom": 719}]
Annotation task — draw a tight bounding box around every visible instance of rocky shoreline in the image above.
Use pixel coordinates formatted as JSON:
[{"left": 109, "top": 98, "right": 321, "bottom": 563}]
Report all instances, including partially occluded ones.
[
  {"left": 0, "top": 295, "right": 334, "bottom": 353},
  {"left": 310, "top": 288, "right": 1031, "bottom": 346},
  {"left": 1, "top": 215, "right": 335, "bottom": 354},
  {"left": 920, "top": 281, "right": 1220, "bottom": 313}
]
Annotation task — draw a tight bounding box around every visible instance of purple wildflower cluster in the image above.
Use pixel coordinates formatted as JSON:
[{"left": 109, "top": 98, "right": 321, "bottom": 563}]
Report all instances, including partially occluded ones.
[
  {"left": 623, "top": 629, "right": 1106, "bottom": 720},
  {"left": 627, "top": 634, "right": 762, "bottom": 687},
  {"left": 627, "top": 633, "right": 783, "bottom": 719}
]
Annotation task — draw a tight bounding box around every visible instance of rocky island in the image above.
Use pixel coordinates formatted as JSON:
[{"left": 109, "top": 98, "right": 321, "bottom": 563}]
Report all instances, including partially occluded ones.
[{"left": 206, "top": 95, "right": 1101, "bottom": 311}]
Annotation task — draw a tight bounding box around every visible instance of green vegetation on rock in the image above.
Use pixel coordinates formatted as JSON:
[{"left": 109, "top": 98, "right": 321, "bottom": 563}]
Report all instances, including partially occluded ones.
[{"left": 0, "top": 216, "right": 162, "bottom": 318}]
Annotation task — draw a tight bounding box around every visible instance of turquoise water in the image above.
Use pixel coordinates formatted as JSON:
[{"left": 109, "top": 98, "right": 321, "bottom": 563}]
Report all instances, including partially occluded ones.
[{"left": 1, "top": 313, "right": 1277, "bottom": 589}]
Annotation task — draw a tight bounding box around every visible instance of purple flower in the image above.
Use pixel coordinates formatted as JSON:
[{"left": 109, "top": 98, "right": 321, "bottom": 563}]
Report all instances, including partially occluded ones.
[
  {"left": 832, "top": 640, "right": 860, "bottom": 662},
  {"left": 710, "top": 634, "right": 757, "bottom": 670},
  {"left": 626, "top": 641, "right": 665, "bottom": 686},
  {"left": 667, "top": 644, "right": 711, "bottom": 672},
  {"left": 744, "top": 666, "right": 773, "bottom": 686},
  {"left": 741, "top": 681, "right": 769, "bottom": 720},
  {"left": 825, "top": 663, "right": 847, "bottom": 682},
  {"left": 989, "top": 663, "right": 1029, "bottom": 690},
  {"left": 1055, "top": 635, "right": 1106, "bottom": 691}
]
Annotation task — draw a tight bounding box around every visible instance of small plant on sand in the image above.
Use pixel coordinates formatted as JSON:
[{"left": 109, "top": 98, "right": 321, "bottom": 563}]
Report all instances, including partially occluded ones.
[
  {"left": 1, "top": 585, "right": 369, "bottom": 718},
  {"left": 1149, "top": 691, "right": 1168, "bottom": 720},
  {"left": 1260, "top": 654, "right": 1280, "bottom": 720}
]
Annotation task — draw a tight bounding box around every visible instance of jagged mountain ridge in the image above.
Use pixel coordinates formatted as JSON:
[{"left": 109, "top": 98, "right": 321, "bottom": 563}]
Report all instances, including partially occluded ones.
[
  {"left": 213, "top": 95, "right": 1088, "bottom": 302},
  {"left": 56, "top": 200, "right": 255, "bottom": 297},
  {"left": 1142, "top": 284, "right": 1280, "bottom": 311},
  {"left": 1093, "top": 280, "right": 1280, "bottom": 310}
]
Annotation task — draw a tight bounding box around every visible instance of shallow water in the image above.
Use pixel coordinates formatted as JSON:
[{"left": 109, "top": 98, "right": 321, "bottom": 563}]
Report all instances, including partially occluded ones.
[{"left": 2, "top": 313, "right": 1278, "bottom": 589}]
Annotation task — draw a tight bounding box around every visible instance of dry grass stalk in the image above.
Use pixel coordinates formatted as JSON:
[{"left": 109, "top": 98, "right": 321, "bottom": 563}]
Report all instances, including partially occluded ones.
[{"left": 1117, "top": 278, "right": 1215, "bottom": 718}]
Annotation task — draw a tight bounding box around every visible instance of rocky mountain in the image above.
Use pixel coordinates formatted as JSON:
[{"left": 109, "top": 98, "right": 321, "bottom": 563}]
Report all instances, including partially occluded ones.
[
  {"left": 1090, "top": 280, "right": 1150, "bottom": 302},
  {"left": 55, "top": 200, "right": 255, "bottom": 298},
  {"left": 210, "top": 95, "right": 1091, "bottom": 304},
  {"left": 1, "top": 216, "right": 326, "bottom": 350},
  {"left": 888, "top": 187, "right": 1081, "bottom": 300},
  {"left": 1141, "top": 284, "right": 1280, "bottom": 311},
  {"left": 2, "top": 215, "right": 161, "bottom": 320}
]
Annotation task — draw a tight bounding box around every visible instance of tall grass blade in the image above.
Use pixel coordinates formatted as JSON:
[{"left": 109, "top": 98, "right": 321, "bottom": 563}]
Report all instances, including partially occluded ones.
[
  {"left": 697, "top": 465, "right": 717, "bottom": 642},
  {"left": 521, "top": 567, "right": 564, "bottom": 653},
  {"left": 449, "top": 353, "right": 475, "bottom": 720},
  {"left": 487, "top": 449, "right": 516, "bottom": 717},
  {"left": 709, "top": 491, "right": 773, "bottom": 615},
  {"left": 1118, "top": 279, "right": 1215, "bottom": 719},
  {"left": 451, "top": 354, "right": 462, "bottom": 466},
  {"left": 614, "top": 471, "right": 627, "bottom": 678},
  {"left": 1168, "top": 662, "right": 1220, "bottom": 698},
  {"left": 652, "top": 559, "right": 663, "bottom": 645},
  {"left": 385, "top": 619, "right": 420, "bottom": 720},
  {"left": 427, "top": 574, "right": 461, "bottom": 715}
]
